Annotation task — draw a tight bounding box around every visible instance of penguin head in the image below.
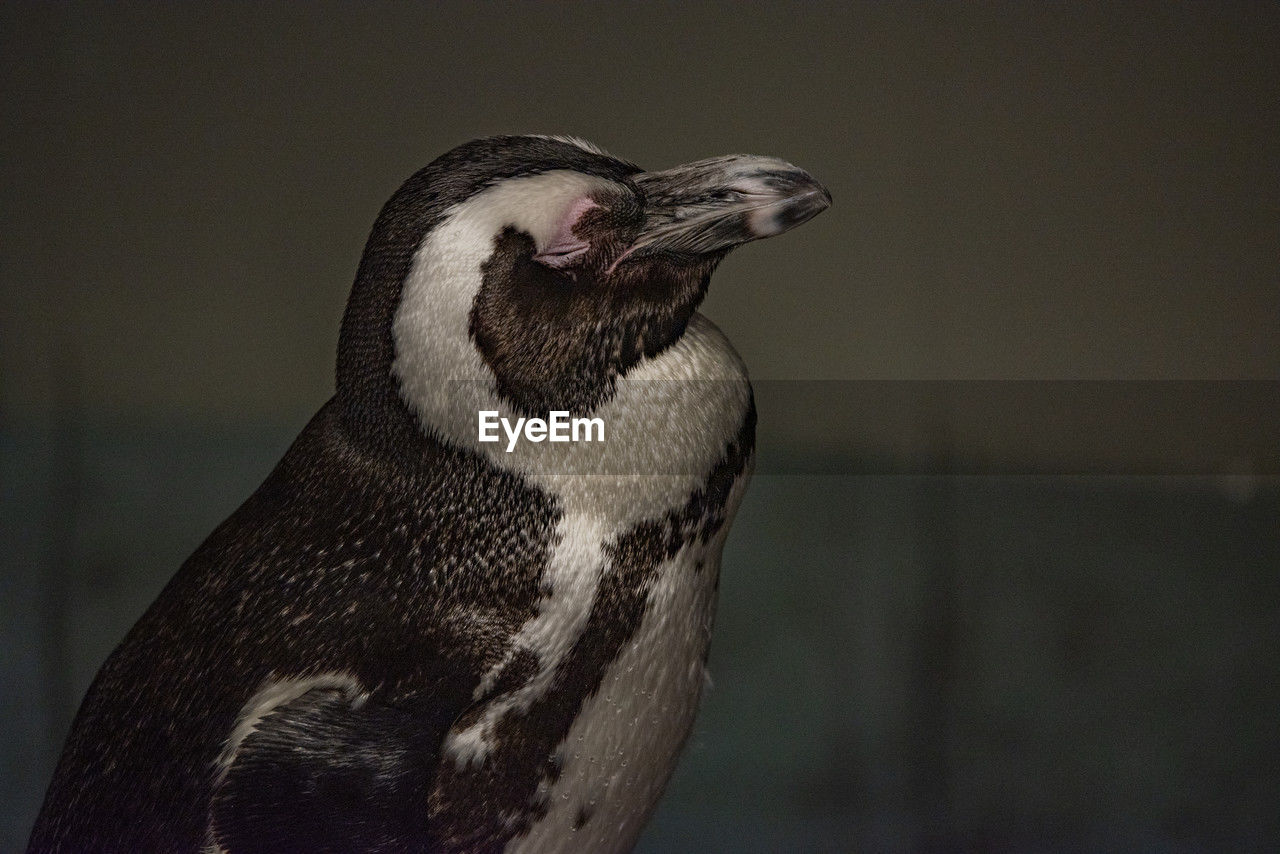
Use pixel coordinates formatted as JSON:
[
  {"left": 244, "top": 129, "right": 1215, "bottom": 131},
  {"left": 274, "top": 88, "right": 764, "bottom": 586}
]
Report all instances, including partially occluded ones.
[{"left": 336, "top": 135, "right": 829, "bottom": 441}]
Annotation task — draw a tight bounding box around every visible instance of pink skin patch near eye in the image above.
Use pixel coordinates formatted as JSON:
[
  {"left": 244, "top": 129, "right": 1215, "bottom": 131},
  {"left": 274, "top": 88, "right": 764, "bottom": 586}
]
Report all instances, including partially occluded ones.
[{"left": 533, "top": 197, "right": 599, "bottom": 270}]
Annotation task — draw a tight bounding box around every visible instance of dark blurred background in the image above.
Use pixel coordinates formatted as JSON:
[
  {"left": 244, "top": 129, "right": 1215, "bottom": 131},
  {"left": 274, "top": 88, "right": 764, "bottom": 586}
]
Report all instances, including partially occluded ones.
[{"left": 2, "top": 3, "right": 1278, "bottom": 851}]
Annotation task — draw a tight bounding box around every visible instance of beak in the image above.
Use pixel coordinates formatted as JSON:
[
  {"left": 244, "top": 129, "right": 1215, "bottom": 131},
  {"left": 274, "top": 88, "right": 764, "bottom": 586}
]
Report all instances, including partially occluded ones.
[{"left": 617, "top": 155, "right": 831, "bottom": 266}]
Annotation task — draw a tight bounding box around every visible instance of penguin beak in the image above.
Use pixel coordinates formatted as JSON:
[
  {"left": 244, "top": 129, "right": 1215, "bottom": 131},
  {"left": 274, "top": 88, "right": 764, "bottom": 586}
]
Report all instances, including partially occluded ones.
[{"left": 616, "top": 155, "right": 831, "bottom": 267}]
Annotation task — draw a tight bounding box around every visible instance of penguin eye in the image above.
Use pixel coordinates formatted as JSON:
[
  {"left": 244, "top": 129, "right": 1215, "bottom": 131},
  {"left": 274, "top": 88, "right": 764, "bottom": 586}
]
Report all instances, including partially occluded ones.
[
  {"left": 532, "top": 239, "right": 591, "bottom": 271},
  {"left": 530, "top": 195, "right": 599, "bottom": 273},
  {"left": 709, "top": 189, "right": 745, "bottom": 202}
]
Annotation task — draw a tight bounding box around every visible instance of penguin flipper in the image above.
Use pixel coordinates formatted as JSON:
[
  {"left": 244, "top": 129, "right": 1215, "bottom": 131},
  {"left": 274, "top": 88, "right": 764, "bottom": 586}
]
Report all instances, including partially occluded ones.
[{"left": 209, "top": 686, "right": 438, "bottom": 854}]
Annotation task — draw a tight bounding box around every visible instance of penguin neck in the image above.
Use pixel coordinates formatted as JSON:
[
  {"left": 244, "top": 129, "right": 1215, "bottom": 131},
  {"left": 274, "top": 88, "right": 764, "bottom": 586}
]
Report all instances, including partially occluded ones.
[
  {"left": 334, "top": 169, "right": 441, "bottom": 441},
  {"left": 402, "top": 309, "right": 753, "bottom": 529}
]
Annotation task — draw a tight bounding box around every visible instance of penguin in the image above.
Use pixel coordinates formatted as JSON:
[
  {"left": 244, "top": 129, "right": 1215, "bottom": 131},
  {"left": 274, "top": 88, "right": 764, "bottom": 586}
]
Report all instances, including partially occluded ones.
[{"left": 28, "top": 134, "right": 830, "bottom": 854}]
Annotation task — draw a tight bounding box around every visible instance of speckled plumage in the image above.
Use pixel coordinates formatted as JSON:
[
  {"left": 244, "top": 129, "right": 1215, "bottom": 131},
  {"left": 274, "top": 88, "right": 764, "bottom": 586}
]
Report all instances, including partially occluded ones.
[{"left": 29, "top": 135, "right": 828, "bottom": 854}]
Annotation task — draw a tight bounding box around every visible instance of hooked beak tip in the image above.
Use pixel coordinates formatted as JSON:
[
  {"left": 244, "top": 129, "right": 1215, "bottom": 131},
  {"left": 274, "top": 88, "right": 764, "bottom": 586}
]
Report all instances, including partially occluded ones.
[{"left": 745, "top": 177, "right": 832, "bottom": 239}]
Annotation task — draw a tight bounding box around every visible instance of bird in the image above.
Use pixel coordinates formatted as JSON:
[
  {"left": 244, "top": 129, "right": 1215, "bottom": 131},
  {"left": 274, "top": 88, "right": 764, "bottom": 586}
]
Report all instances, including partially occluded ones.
[{"left": 28, "top": 134, "right": 830, "bottom": 854}]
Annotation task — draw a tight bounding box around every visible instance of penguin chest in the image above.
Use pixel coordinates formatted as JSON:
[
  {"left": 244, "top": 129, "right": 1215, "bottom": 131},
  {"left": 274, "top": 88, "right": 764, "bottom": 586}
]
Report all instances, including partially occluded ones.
[{"left": 506, "top": 540, "right": 723, "bottom": 854}]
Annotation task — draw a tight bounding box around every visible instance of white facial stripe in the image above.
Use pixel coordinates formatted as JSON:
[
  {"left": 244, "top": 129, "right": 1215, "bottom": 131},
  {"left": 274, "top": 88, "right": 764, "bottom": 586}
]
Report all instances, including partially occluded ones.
[{"left": 392, "top": 170, "right": 618, "bottom": 452}]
